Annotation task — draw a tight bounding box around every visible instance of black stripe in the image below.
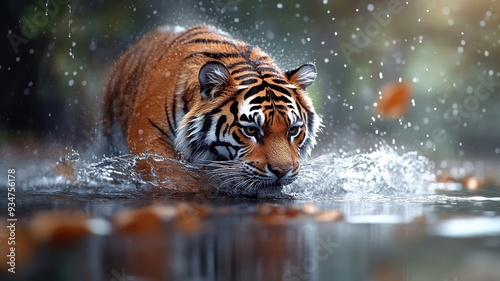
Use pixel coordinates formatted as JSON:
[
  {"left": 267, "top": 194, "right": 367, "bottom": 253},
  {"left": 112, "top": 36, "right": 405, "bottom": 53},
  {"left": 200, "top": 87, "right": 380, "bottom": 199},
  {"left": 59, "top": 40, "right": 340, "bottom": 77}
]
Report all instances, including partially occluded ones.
[
  {"left": 184, "top": 51, "right": 241, "bottom": 61},
  {"left": 245, "top": 45, "right": 255, "bottom": 57},
  {"left": 256, "top": 66, "right": 280, "bottom": 74},
  {"left": 184, "top": 38, "right": 238, "bottom": 49},
  {"left": 176, "top": 29, "right": 213, "bottom": 44},
  {"left": 149, "top": 119, "right": 173, "bottom": 145},
  {"left": 171, "top": 90, "right": 178, "bottom": 131},
  {"left": 201, "top": 115, "right": 213, "bottom": 134},
  {"left": 295, "top": 101, "right": 303, "bottom": 119},
  {"left": 233, "top": 73, "right": 259, "bottom": 81},
  {"left": 240, "top": 78, "right": 259, "bottom": 86},
  {"left": 151, "top": 31, "right": 186, "bottom": 68},
  {"left": 231, "top": 131, "right": 244, "bottom": 145},
  {"left": 204, "top": 96, "right": 235, "bottom": 117},
  {"left": 268, "top": 83, "right": 293, "bottom": 97},
  {"left": 182, "top": 94, "right": 189, "bottom": 115},
  {"left": 256, "top": 55, "right": 270, "bottom": 61},
  {"left": 230, "top": 66, "right": 253, "bottom": 75},
  {"left": 215, "top": 115, "right": 227, "bottom": 139},
  {"left": 227, "top": 61, "right": 250, "bottom": 69},
  {"left": 249, "top": 105, "right": 261, "bottom": 111},
  {"left": 164, "top": 105, "right": 176, "bottom": 140},
  {"left": 244, "top": 84, "right": 265, "bottom": 99},
  {"left": 265, "top": 104, "right": 288, "bottom": 111},
  {"left": 242, "top": 80, "right": 293, "bottom": 100},
  {"left": 239, "top": 114, "right": 250, "bottom": 123},
  {"left": 261, "top": 73, "right": 280, "bottom": 79},
  {"left": 155, "top": 26, "right": 208, "bottom": 63},
  {"left": 249, "top": 95, "right": 281, "bottom": 105},
  {"left": 209, "top": 141, "right": 241, "bottom": 160},
  {"left": 271, "top": 78, "right": 288, "bottom": 84},
  {"left": 229, "top": 100, "right": 239, "bottom": 116}
]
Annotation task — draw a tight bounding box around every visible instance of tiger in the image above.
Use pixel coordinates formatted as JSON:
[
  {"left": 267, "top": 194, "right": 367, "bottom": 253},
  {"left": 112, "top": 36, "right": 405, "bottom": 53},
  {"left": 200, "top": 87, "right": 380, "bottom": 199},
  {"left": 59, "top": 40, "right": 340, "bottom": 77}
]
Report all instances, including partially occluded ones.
[{"left": 102, "top": 25, "right": 321, "bottom": 195}]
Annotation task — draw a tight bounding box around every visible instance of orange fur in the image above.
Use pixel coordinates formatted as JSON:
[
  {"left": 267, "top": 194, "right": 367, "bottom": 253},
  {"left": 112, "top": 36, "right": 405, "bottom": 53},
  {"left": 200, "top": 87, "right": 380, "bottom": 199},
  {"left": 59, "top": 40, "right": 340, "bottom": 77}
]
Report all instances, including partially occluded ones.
[{"left": 102, "top": 25, "right": 320, "bottom": 194}]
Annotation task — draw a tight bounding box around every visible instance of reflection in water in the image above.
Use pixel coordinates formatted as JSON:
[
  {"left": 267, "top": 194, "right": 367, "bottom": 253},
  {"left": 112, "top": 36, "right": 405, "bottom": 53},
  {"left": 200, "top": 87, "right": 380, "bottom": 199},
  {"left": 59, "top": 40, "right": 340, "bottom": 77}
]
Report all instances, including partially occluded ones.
[
  {"left": 1, "top": 146, "right": 500, "bottom": 280},
  {"left": 1, "top": 195, "right": 500, "bottom": 281}
]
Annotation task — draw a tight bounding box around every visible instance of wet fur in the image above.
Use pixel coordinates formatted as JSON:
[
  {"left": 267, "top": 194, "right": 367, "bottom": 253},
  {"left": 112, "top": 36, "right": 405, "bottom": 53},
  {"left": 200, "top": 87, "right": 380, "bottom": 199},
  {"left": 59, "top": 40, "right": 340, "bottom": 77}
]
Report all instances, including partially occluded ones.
[{"left": 102, "top": 25, "right": 321, "bottom": 194}]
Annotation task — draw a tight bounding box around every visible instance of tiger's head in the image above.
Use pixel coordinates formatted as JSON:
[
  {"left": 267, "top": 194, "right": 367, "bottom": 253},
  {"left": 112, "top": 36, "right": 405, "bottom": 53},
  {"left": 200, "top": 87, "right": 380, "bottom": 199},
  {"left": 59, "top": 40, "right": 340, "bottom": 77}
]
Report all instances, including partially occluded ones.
[{"left": 175, "top": 61, "right": 321, "bottom": 194}]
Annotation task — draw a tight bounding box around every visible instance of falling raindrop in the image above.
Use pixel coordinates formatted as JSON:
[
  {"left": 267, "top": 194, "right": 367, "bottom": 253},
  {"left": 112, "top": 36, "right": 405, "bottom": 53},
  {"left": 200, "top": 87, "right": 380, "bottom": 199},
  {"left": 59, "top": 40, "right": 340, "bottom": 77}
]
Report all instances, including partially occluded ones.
[{"left": 68, "top": 3, "right": 75, "bottom": 59}]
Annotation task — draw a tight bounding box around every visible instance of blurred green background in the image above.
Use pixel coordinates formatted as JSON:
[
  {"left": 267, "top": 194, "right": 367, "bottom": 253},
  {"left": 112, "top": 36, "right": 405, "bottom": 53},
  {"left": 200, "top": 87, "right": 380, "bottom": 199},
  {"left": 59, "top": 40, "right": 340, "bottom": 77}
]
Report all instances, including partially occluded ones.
[{"left": 1, "top": 0, "right": 499, "bottom": 164}]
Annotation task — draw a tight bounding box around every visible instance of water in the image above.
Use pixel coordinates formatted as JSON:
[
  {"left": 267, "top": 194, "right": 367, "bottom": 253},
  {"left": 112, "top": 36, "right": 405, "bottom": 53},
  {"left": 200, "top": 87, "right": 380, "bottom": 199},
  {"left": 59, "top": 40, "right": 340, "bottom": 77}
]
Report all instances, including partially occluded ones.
[
  {"left": 1, "top": 145, "right": 499, "bottom": 281},
  {"left": 13, "top": 141, "right": 435, "bottom": 198}
]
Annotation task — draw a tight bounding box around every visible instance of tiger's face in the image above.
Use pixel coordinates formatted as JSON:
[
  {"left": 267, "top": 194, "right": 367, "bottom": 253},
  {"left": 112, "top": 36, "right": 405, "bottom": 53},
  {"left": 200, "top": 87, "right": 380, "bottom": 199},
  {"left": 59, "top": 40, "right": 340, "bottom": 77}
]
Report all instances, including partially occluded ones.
[{"left": 175, "top": 61, "right": 320, "bottom": 193}]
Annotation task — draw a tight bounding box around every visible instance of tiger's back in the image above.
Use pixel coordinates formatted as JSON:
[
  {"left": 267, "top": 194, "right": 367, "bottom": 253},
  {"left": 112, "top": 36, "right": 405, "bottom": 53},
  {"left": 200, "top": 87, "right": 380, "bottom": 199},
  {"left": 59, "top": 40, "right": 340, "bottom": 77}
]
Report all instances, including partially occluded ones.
[{"left": 103, "top": 25, "right": 320, "bottom": 193}]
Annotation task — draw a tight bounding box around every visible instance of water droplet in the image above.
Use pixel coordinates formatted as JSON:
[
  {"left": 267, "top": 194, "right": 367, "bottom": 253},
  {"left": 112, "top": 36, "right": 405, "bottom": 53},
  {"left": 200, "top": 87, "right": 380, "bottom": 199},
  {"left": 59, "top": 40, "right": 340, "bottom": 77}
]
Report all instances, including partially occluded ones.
[
  {"left": 89, "top": 39, "right": 97, "bottom": 51},
  {"left": 68, "top": 79, "right": 74, "bottom": 86},
  {"left": 276, "top": 3, "right": 283, "bottom": 9},
  {"left": 68, "top": 4, "right": 74, "bottom": 58},
  {"left": 442, "top": 7, "right": 450, "bottom": 16}
]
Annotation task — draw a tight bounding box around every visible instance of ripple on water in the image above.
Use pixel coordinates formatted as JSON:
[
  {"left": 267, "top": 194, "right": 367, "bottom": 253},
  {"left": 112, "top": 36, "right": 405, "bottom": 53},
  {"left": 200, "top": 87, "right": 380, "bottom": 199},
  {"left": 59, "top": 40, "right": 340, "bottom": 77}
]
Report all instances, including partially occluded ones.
[{"left": 16, "top": 142, "right": 436, "bottom": 199}]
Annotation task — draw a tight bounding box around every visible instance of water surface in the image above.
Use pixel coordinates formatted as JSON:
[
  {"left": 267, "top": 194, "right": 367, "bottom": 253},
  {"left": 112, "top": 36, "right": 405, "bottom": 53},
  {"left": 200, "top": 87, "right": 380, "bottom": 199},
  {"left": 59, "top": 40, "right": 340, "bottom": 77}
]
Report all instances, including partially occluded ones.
[{"left": 1, "top": 146, "right": 499, "bottom": 281}]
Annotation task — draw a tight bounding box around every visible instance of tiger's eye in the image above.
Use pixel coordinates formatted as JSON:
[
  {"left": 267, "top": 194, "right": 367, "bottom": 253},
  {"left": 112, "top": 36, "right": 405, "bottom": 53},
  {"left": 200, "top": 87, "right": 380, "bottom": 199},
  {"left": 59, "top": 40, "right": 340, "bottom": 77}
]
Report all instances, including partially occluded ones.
[
  {"left": 288, "top": 126, "right": 301, "bottom": 137},
  {"left": 243, "top": 126, "right": 259, "bottom": 137}
]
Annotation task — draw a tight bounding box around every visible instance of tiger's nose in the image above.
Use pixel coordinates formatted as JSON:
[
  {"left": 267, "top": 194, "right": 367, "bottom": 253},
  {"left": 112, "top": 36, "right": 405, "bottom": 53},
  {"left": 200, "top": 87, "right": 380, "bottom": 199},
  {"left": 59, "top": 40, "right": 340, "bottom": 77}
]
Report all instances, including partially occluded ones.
[{"left": 269, "top": 165, "right": 293, "bottom": 178}]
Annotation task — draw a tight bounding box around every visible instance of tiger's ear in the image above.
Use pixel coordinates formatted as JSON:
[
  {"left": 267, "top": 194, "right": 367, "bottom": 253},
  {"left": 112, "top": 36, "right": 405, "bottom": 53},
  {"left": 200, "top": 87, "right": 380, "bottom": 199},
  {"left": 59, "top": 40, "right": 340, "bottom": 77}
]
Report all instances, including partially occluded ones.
[
  {"left": 198, "top": 62, "right": 231, "bottom": 100},
  {"left": 285, "top": 63, "right": 317, "bottom": 90}
]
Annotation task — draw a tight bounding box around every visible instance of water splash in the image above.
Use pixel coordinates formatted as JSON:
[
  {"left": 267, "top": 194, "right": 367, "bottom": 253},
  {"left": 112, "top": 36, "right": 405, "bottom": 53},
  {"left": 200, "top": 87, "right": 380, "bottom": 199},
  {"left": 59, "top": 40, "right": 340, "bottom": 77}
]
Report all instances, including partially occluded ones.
[
  {"left": 17, "top": 142, "right": 435, "bottom": 198},
  {"left": 286, "top": 142, "right": 436, "bottom": 197},
  {"left": 17, "top": 154, "right": 139, "bottom": 197}
]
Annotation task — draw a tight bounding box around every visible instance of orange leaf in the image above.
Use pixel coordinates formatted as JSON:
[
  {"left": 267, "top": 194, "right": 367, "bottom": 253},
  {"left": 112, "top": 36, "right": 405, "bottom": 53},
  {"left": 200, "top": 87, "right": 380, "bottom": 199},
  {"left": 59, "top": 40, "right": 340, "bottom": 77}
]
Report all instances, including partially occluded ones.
[{"left": 375, "top": 81, "right": 412, "bottom": 119}]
